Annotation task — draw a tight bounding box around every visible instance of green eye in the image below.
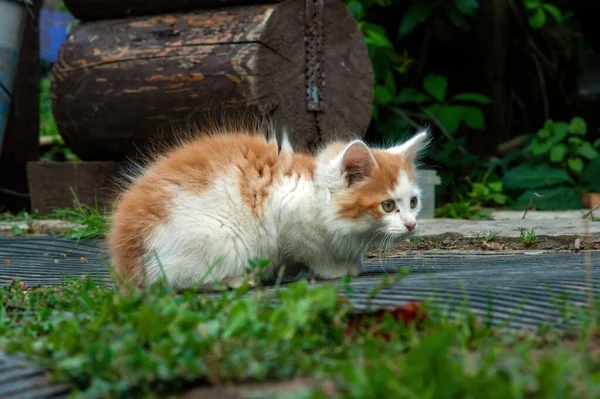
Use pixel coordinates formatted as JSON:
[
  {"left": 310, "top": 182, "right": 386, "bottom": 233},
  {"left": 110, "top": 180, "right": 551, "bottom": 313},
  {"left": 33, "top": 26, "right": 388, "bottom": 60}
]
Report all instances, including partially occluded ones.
[
  {"left": 410, "top": 196, "right": 418, "bottom": 209},
  {"left": 381, "top": 199, "right": 395, "bottom": 212}
]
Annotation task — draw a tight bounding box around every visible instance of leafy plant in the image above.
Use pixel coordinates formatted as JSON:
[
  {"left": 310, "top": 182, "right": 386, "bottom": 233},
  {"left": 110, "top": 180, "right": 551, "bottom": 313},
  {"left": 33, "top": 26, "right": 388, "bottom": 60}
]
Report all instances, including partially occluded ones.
[
  {"left": 524, "top": 0, "right": 566, "bottom": 29},
  {"left": 504, "top": 117, "right": 600, "bottom": 210},
  {"left": 468, "top": 171, "right": 510, "bottom": 207},
  {"left": 398, "top": 0, "right": 480, "bottom": 38},
  {"left": 435, "top": 202, "right": 492, "bottom": 220},
  {"left": 518, "top": 227, "right": 537, "bottom": 246},
  {"left": 379, "top": 74, "right": 490, "bottom": 137}
]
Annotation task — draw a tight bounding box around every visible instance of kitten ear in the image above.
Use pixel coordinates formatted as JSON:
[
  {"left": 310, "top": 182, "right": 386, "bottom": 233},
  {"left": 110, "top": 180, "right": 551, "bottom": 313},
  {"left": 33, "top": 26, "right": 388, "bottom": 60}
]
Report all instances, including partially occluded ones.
[
  {"left": 387, "top": 128, "right": 430, "bottom": 163},
  {"left": 336, "top": 140, "right": 378, "bottom": 186}
]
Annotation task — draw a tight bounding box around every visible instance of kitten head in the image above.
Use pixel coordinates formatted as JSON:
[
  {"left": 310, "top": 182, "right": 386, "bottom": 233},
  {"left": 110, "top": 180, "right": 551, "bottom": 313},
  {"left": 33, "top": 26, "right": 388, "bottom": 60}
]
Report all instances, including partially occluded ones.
[{"left": 315, "top": 129, "right": 430, "bottom": 242}]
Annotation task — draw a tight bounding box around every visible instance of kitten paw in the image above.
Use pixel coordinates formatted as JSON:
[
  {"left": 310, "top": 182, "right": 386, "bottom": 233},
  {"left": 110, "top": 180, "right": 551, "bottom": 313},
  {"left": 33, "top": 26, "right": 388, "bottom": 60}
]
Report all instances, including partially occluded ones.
[{"left": 221, "top": 276, "right": 256, "bottom": 290}]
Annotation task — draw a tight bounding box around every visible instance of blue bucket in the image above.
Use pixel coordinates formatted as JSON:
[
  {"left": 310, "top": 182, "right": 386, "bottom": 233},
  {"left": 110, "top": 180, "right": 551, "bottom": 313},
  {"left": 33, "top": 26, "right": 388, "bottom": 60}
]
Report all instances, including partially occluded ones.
[
  {"left": 39, "top": 9, "right": 75, "bottom": 63},
  {"left": 0, "top": 1, "right": 27, "bottom": 155}
]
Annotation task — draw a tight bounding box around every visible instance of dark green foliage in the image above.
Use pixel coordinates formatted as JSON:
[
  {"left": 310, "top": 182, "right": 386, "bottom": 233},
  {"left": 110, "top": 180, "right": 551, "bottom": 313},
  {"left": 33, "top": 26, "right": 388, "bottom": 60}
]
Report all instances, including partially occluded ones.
[
  {"left": 503, "top": 117, "right": 600, "bottom": 210},
  {"left": 3, "top": 273, "right": 600, "bottom": 398}
]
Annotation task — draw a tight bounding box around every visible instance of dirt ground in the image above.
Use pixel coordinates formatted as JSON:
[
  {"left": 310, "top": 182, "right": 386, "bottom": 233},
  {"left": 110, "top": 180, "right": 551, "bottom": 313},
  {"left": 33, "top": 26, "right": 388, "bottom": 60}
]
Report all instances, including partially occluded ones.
[{"left": 366, "top": 233, "right": 600, "bottom": 256}]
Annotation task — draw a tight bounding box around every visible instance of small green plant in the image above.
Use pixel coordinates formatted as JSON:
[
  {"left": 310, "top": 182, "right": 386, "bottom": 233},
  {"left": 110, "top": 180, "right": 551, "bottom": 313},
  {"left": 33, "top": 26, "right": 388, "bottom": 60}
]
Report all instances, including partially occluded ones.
[
  {"left": 482, "top": 231, "right": 500, "bottom": 242},
  {"left": 50, "top": 189, "right": 108, "bottom": 240},
  {"left": 504, "top": 117, "right": 600, "bottom": 210},
  {"left": 435, "top": 202, "right": 492, "bottom": 220},
  {"left": 518, "top": 227, "right": 537, "bottom": 246},
  {"left": 468, "top": 171, "right": 510, "bottom": 207}
]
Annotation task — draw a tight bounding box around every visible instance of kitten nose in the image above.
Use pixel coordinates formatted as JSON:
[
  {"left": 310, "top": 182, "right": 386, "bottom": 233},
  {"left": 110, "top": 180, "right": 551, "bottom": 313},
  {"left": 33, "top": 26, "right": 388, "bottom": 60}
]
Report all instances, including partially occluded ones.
[{"left": 405, "top": 222, "right": 416, "bottom": 232}]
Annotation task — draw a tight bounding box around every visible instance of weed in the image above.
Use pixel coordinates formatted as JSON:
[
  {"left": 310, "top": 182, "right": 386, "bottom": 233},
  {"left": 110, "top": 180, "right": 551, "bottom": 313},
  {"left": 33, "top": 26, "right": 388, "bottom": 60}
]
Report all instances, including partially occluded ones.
[
  {"left": 50, "top": 188, "right": 108, "bottom": 240},
  {"left": 479, "top": 231, "right": 500, "bottom": 242},
  {"left": 518, "top": 227, "right": 537, "bottom": 246}
]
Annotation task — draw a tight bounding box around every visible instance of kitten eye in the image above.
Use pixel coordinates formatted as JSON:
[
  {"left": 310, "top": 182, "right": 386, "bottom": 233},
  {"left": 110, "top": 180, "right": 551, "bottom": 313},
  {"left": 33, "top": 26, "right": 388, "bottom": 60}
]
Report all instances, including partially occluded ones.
[
  {"left": 381, "top": 199, "right": 395, "bottom": 213},
  {"left": 410, "top": 196, "right": 418, "bottom": 209}
]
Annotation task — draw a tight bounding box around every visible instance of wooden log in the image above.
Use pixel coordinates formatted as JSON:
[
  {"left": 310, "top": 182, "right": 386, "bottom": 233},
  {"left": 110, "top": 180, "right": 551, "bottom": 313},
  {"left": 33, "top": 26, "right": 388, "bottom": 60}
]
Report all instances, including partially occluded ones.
[
  {"left": 51, "top": 0, "right": 373, "bottom": 161},
  {"left": 63, "top": 0, "right": 282, "bottom": 21},
  {"left": 27, "top": 161, "right": 121, "bottom": 214}
]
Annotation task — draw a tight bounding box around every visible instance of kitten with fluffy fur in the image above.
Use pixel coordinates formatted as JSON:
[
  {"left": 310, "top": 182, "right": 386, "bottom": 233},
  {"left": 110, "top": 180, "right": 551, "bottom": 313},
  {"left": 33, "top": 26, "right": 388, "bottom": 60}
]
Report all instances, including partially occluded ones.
[{"left": 108, "top": 124, "right": 429, "bottom": 290}]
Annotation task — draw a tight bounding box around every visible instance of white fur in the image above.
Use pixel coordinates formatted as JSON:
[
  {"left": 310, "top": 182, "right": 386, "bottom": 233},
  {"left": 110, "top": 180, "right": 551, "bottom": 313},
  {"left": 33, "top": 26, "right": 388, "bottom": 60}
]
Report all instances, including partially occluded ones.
[{"left": 141, "top": 130, "right": 428, "bottom": 289}]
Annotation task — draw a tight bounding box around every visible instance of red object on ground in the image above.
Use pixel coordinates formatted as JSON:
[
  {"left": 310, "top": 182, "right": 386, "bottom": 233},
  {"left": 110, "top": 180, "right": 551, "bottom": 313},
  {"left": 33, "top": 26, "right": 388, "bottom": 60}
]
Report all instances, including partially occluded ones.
[{"left": 344, "top": 301, "right": 426, "bottom": 342}]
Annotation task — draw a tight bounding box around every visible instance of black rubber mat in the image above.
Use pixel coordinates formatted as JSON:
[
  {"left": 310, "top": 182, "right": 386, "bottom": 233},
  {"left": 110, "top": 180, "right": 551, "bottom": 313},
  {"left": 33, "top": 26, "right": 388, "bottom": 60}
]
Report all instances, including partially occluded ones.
[
  {"left": 0, "top": 237, "right": 598, "bottom": 397},
  {"left": 0, "top": 236, "right": 598, "bottom": 331},
  {"left": 0, "top": 352, "right": 69, "bottom": 399}
]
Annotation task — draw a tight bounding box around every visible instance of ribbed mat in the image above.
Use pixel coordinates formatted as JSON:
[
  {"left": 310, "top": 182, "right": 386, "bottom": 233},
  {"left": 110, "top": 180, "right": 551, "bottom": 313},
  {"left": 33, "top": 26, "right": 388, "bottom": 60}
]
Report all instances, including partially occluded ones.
[
  {"left": 0, "top": 237, "right": 598, "bottom": 397},
  {"left": 0, "top": 352, "right": 70, "bottom": 399},
  {"left": 0, "top": 236, "right": 598, "bottom": 330}
]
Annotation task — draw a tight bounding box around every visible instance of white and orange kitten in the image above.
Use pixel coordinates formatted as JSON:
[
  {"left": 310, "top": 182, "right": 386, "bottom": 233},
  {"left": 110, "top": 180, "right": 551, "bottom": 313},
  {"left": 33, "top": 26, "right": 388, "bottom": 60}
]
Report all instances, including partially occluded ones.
[{"left": 108, "top": 124, "right": 429, "bottom": 290}]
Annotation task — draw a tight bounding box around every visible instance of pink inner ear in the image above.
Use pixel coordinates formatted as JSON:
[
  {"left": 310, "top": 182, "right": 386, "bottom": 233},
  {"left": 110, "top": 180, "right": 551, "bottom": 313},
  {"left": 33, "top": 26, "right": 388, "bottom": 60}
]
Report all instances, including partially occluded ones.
[{"left": 341, "top": 143, "right": 376, "bottom": 185}]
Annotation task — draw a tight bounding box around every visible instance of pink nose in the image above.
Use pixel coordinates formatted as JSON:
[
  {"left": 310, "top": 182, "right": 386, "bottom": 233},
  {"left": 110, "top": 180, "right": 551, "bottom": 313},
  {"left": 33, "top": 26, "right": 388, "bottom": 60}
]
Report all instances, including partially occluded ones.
[{"left": 405, "top": 222, "right": 416, "bottom": 232}]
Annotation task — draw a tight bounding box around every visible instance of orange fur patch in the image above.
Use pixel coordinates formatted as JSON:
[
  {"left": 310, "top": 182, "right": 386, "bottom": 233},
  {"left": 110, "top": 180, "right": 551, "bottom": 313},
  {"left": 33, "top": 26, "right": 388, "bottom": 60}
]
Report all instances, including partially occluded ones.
[{"left": 336, "top": 149, "right": 415, "bottom": 220}]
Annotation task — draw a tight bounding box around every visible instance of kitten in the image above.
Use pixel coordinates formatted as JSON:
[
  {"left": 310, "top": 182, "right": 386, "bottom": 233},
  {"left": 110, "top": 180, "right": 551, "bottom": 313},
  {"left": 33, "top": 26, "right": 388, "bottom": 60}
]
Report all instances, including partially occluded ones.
[{"left": 108, "top": 124, "right": 429, "bottom": 291}]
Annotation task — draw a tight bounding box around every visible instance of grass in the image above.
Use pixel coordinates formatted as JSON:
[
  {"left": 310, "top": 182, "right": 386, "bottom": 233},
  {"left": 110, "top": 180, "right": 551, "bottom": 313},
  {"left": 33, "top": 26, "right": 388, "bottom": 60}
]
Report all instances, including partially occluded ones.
[
  {"left": 1, "top": 266, "right": 600, "bottom": 399},
  {"left": 1, "top": 189, "right": 109, "bottom": 239},
  {"left": 476, "top": 230, "right": 500, "bottom": 242},
  {"left": 518, "top": 227, "right": 537, "bottom": 246}
]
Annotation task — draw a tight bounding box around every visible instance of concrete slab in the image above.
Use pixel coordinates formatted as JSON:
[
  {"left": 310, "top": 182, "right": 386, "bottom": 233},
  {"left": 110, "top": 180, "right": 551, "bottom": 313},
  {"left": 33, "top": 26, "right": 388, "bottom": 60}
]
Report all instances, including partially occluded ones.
[{"left": 418, "top": 210, "right": 600, "bottom": 238}]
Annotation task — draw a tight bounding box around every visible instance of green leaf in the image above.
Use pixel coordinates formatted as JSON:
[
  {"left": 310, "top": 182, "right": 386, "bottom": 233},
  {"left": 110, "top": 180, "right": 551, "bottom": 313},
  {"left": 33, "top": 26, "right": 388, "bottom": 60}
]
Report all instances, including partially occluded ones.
[
  {"left": 364, "top": 24, "right": 393, "bottom": 48},
  {"left": 436, "top": 106, "right": 463, "bottom": 134},
  {"left": 513, "top": 187, "right": 582, "bottom": 210},
  {"left": 549, "top": 143, "right": 567, "bottom": 163},
  {"left": 423, "top": 74, "right": 448, "bottom": 101},
  {"left": 568, "top": 157, "right": 584, "bottom": 174},
  {"left": 371, "top": 105, "right": 379, "bottom": 120},
  {"left": 581, "top": 158, "right": 600, "bottom": 191},
  {"left": 396, "top": 88, "right": 431, "bottom": 104},
  {"left": 374, "top": 85, "right": 393, "bottom": 104},
  {"left": 462, "top": 106, "right": 485, "bottom": 129},
  {"left": 446, "top": 6, "right": 470, "bottom": 29},
  {"left": 568, "top": 136, "right": 584, "bottom": 145},
  {"left": 524, "top": 0, "right": 541, "bottom": 10},
  {"left": 488, "top": 181, "right": 503, "bottom": 193},
  {"left": 384, "top": 71, "right": 397, "bottom": 98},
  {"left": 491, "top": 193, "right": 509, "bottom": 205},
  {"left": 576, "top": 142, "right": 599, "bottom": 160},
  {"left": 346, "top": 0, "right": 364, "bottom": 20},
  {"left": 543, "top": 4, "right": 563, "bottom": 21},
  {"left": 223, "top": 301, "right": 251, "bottom": 338},
  {"left": 594, "top": 139, "right": 600, "bottom": 148},
  {"left": 551, "top": 122, "right": 569, "bottom": 142},
  {"left": 450, "top": 92, "right": 491, "bottom": 104},
  {"left": 536, "top": 128, "right": 550, "bottom": 139},
  {"left": 569, "top": 116, "right": 587, "bottom": 135},
  {"left": 529, "top": 8, "right": 547, "bottom": 29},
  {"left": 504, "top": 164, "right": 574, "bottom": 190},
  {"left": 528, "top": 139, "right": 552, "bottom": 156},
  {"left": 398, "top": 3, "right": 432, "bottom": 38},
  {"left": 455, "top": 0, "right": 479, "bottom": 15}
]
